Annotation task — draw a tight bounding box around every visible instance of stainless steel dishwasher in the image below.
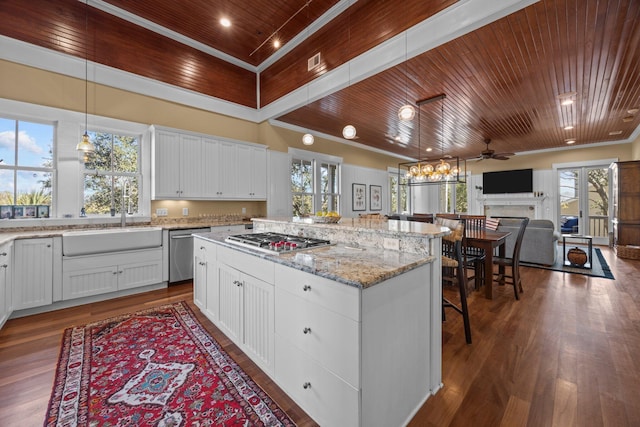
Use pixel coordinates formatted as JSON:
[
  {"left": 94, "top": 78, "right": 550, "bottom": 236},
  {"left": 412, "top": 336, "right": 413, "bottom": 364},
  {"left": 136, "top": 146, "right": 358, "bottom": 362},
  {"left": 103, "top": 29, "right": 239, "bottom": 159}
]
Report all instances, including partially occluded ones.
[{"left": 169, "top": 227, "right": 210, "bottom": 283}]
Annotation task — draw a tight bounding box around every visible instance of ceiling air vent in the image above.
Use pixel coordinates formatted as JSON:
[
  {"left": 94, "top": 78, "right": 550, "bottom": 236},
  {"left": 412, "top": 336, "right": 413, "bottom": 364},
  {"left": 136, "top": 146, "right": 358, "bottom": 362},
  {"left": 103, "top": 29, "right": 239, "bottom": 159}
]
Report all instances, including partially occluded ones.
[{"left": 308, "top": 53, "right": 321, "bottom": 71}]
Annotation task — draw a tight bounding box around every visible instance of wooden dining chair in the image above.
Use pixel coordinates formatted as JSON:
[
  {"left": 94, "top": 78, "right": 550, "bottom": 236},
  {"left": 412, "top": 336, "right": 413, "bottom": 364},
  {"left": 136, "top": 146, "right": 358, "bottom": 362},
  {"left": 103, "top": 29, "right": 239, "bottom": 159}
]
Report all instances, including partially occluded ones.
[
  {"left": 459, "top": 214, "right": 487, "bottom": 290},
  {"left": 492, "top": 217, "right": 529, "bottom": 300},
  {"left": 436, "top": 217, "right": 472, "bottom": 344}
]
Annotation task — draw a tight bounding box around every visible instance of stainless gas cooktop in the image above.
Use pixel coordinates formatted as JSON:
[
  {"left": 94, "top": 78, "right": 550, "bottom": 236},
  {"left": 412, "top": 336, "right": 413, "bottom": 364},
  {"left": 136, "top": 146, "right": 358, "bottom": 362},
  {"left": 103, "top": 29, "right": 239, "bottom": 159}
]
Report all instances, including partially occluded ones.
[{"left": 225, "top": 232, "right": 331, "bottom": 255}]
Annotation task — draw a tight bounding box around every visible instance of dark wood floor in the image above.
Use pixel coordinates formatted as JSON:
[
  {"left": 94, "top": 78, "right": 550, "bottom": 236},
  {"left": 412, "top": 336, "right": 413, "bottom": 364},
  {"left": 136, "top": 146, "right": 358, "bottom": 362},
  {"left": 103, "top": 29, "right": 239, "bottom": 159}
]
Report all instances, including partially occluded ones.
[{"left": 1, "top": 246, "right": 639, "bottom": 426}]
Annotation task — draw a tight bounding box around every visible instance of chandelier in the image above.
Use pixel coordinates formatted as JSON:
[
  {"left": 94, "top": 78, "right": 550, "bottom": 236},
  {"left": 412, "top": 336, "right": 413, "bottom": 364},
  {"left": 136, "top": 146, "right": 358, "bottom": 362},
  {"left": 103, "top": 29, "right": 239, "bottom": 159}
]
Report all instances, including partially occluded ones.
[{"left": 398, "top": 94, "right": 466, "bottom": 185}]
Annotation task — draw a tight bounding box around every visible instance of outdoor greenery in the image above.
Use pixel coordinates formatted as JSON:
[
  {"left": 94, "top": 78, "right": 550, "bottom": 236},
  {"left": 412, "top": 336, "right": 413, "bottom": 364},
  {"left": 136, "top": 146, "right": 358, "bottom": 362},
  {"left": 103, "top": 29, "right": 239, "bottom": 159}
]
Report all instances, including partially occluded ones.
[{"left": 83, "top": 132, "right": 139, "bottom": 215}]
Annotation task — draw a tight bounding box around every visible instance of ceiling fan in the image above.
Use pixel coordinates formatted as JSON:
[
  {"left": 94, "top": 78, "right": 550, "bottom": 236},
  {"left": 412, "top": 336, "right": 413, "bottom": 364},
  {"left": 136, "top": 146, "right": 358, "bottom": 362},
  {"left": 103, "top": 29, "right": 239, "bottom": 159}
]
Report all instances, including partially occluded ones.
[{"left": 468, "top": 138, "right": 515, "bottom": 161}]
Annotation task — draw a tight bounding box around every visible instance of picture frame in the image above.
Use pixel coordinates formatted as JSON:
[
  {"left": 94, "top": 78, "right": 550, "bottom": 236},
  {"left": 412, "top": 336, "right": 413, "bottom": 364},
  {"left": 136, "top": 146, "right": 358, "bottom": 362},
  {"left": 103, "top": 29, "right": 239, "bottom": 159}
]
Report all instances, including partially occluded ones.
[
  {"left": 24, "top": 205, "right": 37, "bottom": 218},
  {"left": 352, "top": 183, "right": 366, "bottom": 211},
  {"left": 0, "top": 205, "right": 12, "bottom": 219},
  {"left": 12, "top": 206, "right": 24, "bottom": 219},
  {"left": 370, "top": 185, "right": 382, "bottom": 211},
  {"left": 37, "top": 205, "right": 50, "bottom": 218}
]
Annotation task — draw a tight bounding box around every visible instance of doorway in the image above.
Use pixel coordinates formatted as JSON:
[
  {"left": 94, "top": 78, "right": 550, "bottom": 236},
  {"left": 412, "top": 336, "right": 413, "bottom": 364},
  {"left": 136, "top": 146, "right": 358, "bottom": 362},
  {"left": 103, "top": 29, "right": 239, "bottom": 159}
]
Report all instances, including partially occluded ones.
[{"left": 557, "top": 164, "right": 611, "bottom": 245}]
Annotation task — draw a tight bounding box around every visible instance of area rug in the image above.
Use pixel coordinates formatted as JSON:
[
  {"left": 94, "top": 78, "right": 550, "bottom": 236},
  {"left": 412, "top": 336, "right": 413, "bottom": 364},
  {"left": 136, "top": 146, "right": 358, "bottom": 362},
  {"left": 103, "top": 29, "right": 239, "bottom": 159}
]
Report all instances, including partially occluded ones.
[
  {"left": 45, "top": 301, "right": 295, "bottom": 426},
  {"left": 521, "top": 245, "right": 614, "bottom": 280}
]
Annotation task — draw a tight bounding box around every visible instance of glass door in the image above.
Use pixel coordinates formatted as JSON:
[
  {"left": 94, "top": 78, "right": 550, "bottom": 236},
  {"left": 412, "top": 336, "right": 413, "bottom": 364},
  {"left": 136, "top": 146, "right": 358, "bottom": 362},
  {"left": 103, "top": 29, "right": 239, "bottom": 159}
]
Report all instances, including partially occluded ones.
[{"left": 558, "top": 166, "right": 610, "bottom": 245}]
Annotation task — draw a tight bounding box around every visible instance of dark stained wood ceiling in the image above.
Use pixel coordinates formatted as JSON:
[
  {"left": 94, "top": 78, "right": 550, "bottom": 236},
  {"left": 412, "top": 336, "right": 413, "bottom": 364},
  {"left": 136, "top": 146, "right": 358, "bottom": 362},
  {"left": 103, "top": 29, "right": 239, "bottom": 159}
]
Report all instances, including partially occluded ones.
[{"left": 1, "top": 0, "right": 639, "bottom": 162}]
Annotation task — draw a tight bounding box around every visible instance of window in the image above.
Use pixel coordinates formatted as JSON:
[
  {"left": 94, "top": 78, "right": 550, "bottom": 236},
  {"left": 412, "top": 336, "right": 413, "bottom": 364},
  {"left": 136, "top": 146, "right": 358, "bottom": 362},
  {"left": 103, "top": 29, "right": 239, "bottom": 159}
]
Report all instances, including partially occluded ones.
[
  {"left": 291, "top": 158, "right": 313, "bottom": 217},
  {"left": 83, "top": 131, "right": 140, "bottom": 215},
  {"left": 439, "top": 180, "right": 467, "bottom": 213},
  {"left": 389, "top": 171, "right": 408, "bottom": 214},
  {"left": 0, "top": 118, "right": 54, "bottom": 217},
  {"left": 290, "top": 149, "right": 341, "bottom": 216}
]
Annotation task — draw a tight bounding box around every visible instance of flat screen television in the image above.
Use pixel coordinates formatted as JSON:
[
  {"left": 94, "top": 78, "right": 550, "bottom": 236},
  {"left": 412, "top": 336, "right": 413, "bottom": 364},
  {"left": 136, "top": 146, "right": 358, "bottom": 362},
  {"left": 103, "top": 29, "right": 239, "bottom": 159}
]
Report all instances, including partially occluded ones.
[{"left": 482, "top": 168, "right": 533, "bottom": 194}]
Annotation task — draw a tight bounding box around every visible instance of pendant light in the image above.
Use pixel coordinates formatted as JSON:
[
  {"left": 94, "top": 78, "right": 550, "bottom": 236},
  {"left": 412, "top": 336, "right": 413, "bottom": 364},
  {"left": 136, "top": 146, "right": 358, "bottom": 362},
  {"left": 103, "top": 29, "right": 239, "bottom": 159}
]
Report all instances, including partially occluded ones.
[
  {"left": 76, "top": 0, "right": 95, "bottom": 155},
  {"left": 398, "top": 21, "right": 415, "bottom": 122},
  {"left": 342, "top": 6, "right": 356, "bottom": 140}
]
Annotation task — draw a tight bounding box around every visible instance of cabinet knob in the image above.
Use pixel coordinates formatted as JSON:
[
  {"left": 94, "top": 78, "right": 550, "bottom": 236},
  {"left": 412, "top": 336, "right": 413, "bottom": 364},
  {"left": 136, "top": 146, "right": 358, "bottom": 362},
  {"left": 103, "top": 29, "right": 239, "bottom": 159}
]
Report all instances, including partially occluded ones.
[
  {"left": 0, "top": 252, "right": 6, "bottom": 256},
  {"left": 233, "top": 280, "right": 243, "bottom": 287},
  {"left": 0, "top": 264, "right": 7, "bottom": 269},
  {"left": 303, "top": 327, "right": 311, "bottom": 334},
  {"left": 118, "top": 270, "right": 123, "bottom": 274},
  {"left": 303, "top": 382, "right": 311, "bottom": 389},
  {"left": 113, "top": 271, "right": 118, "bottom": 275},
  {"left": 47, "top": 244, "right": 51, "bottom": 248},
  {"left": 303, "top": 284, "right": 311, "bottom": 292},
  {"left": 198, "top": 261, "right": 206, "bottom": 266},
  {"left": 200, "top": 246, "right": 205, "bottom": 250}
]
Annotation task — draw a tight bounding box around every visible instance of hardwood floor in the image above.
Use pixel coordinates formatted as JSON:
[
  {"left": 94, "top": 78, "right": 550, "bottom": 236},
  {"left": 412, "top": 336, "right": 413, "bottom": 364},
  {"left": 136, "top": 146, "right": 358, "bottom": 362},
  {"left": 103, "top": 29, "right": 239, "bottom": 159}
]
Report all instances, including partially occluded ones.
[{"left": 1, "top": 246, "right": 639, "bottom": 426}]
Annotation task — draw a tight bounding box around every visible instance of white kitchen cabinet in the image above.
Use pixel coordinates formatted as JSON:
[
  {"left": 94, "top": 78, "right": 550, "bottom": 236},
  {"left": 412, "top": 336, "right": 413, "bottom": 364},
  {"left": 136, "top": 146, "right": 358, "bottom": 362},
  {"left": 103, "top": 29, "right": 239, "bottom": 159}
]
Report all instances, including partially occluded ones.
[
  {"left": 202, "top": 138, "right": 237, "bottom": 198},
  {"left": 236, "top": 144, "right": 267, "bottom": 199},
  {"left": 217, "top": 261, "right": 275, "bottom": 373},
  {"left": 274, "top": 262, "right": 435, "bottom": 427},
  {"left": 152, "top": 129, "right": 202, "bottom": 199},
  {"left": 193, "top": 238, "right": 217, "bottom": 318},
  {"left": 62, "top": 248, "right": 163, "bottom": 300},
  {"left": 12, "top": 238, "right": 53, "bottom": 310},
  {"left": 195, "top": 239, "right": 275, "bottom": 374},
  {"left": 0, "top": 242, "right": 13, "bottom": 329}
]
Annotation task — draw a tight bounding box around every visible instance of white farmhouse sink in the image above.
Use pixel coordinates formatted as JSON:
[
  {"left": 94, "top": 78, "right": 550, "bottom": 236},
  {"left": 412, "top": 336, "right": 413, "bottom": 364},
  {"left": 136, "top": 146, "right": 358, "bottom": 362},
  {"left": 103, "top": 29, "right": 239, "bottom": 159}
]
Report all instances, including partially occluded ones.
[{"left": 62, "top": 227, "right": 163, "bottom": 256}]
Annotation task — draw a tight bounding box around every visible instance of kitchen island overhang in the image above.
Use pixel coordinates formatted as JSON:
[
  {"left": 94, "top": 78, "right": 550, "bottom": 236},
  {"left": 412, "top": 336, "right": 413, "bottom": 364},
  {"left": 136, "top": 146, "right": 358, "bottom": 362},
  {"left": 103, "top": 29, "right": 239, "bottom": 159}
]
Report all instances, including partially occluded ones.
[{"left": 193, "top": 217, "right": 449, "bottom": 426}]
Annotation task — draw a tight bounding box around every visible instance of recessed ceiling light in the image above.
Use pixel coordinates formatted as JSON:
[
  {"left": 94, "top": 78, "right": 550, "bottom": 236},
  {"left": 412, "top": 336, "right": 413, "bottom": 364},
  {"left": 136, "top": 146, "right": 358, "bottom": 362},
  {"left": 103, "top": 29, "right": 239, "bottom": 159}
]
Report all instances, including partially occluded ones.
[
  {"left": 425, "top": 147, "right": 433, "bottom": 152},
  {"left": 565, "top": 139, "right": 576, "bottom": 144},
  {"left": 563, "top": 125, "right": 574, "bottom": 130},
  {"left": 561, "top": 99, "right": 574, "bottom": 106},
  {"left": 627, "top": 108, "right": 639, "bottom": 115},
  {"left": 622, "top": 116, "right": 634, "bottom": 122},
  {"left": 609, "top": 130, "right": 623, "bottom": 136},
  {"left": 273, "top": 39, "right": 281, "bottom": 48},
  {"left": 220, "top": 18, "right": 231, "bottom": 27}
]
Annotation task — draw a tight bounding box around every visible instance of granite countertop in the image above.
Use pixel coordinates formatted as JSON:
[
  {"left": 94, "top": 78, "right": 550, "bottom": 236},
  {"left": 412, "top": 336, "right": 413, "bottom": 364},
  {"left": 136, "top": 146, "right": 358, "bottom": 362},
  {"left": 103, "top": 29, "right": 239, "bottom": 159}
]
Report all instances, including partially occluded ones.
[
  {"left": 0, "top": 219, "right": 250, "bottom": 245},
  {"left": 195, "top": 230, "right": 435, "bottom": 289}
]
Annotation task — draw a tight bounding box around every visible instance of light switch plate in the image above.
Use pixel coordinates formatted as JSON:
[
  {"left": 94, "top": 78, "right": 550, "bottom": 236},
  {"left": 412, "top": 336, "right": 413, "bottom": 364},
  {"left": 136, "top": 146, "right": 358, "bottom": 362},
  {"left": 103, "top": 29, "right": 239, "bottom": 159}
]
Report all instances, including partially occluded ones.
[
  {"left": 383, "top": 237, "right": 400, "bottom": 251},
  {"left": 182, "top": 207, "right": 189, "bottom": 216}
]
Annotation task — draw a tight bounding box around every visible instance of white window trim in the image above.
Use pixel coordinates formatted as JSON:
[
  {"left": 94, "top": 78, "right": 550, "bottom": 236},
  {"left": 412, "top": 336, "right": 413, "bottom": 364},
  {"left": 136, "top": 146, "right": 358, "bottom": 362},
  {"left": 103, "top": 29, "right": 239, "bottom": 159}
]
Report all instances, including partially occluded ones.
[{"left": 289, "top": 148, "right": 343, "bottom": 215}]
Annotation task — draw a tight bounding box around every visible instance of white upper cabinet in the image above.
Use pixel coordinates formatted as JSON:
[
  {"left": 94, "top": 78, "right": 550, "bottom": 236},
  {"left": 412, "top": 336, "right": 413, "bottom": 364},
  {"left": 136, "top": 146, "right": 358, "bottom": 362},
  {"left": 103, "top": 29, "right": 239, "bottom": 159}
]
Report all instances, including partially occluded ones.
[
  {"left": 236, "top": 144, "right": 267, "bottom": 199},
  {"left": 153, "top": 130, "right": 203, "bottom": 199},
  {"left": 152, "top": 127, "right": 267, "bottom": 200}
]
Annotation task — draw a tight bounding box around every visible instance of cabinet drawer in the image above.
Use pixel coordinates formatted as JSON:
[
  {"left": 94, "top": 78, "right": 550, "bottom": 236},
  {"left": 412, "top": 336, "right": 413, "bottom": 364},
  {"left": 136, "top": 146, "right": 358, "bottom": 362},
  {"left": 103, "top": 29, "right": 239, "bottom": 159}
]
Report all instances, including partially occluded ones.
[
  {"left": 218, "top": 245, "right": 274, "bottom": 284},
  {"left": 275, "top": 334, "right": 359, "bottom": 427},
  {"left": 275, "top": 288, "right": 359, "bottom": 387},
  {"left": 274, "top": 264, "right": 359, "bottom": 321}
]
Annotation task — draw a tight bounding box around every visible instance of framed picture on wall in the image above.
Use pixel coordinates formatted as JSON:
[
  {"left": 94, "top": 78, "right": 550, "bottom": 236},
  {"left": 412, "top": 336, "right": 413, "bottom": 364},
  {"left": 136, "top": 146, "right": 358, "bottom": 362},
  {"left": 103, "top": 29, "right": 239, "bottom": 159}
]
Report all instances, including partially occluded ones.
[
  {"left": 352, "top": 183, "right": 366, "bottom": 211},
  {"left": 370, "top": 185, "right": 382, "bottom": 211},
  {"left": 0, "top": 206, "right": 12, "bottom": 219},
  {"left": 13, "top": 206, "right": 24, "bottom": 218},
  {"left": 37, "top": 205, "right": 50, "bottom": 218}
]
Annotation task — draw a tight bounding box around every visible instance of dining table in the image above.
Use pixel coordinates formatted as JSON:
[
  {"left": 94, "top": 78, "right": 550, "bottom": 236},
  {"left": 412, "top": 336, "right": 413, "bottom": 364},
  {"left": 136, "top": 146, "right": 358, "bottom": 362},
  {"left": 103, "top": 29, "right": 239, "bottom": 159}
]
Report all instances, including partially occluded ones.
[{"left": 464, "top": 228, "right": 512, "bottom": 299}]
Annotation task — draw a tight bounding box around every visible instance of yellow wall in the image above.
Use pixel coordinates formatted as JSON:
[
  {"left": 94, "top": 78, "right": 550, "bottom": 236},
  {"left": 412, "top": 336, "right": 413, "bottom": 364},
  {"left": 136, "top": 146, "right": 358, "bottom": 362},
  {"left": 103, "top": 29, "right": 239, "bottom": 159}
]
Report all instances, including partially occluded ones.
[
  {"left": 2, "top": 58, "right": 638, "bottom": 196},
  {"left": 150, "top": 200, "right": 266, "bottom": 218}
]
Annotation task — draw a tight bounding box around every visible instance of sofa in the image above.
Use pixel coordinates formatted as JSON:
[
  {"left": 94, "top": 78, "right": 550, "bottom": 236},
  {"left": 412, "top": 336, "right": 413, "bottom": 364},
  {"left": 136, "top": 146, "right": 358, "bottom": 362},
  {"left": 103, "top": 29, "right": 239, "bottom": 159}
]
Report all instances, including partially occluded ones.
[{"left": 496, "top": 218, "right": 560, "bottom": 266}]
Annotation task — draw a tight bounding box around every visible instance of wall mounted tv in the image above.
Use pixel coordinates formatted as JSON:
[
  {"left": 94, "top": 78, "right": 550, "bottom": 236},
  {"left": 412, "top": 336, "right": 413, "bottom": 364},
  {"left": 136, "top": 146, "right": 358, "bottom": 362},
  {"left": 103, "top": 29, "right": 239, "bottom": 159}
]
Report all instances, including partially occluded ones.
[{"left": 482, "top": 168, "right": 533, "bottom": 194}]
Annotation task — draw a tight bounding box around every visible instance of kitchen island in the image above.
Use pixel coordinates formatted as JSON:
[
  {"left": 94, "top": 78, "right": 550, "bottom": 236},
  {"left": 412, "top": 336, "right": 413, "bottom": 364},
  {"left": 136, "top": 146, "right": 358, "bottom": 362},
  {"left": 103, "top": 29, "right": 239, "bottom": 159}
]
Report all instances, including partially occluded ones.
[{"left": 193, "top": 217, "right": 449, "bottom": 427}]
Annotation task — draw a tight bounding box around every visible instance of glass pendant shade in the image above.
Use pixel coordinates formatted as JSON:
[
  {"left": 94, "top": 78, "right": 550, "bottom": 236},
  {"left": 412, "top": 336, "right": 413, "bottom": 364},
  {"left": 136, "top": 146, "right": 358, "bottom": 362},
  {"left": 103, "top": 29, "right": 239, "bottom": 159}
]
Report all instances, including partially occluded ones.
[
  {"left": 76, "top": 131, "right": 95, "bottom": 153},
  {"left": 302, "top": 133, "right": 314, "bottom": 145},
  {"left": 342, "top": 124, "right": 357, "bottom": 139},
  {"left": 398, "top": 104, "right": 416, "bottom": 121}
]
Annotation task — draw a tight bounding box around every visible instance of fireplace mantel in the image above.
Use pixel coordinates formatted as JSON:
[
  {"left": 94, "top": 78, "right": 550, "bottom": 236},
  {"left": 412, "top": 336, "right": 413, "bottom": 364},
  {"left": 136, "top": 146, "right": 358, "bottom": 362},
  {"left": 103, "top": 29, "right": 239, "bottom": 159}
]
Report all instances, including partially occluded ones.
[{"left": 478, "top": 194, "right": 546, "bottom": 219}]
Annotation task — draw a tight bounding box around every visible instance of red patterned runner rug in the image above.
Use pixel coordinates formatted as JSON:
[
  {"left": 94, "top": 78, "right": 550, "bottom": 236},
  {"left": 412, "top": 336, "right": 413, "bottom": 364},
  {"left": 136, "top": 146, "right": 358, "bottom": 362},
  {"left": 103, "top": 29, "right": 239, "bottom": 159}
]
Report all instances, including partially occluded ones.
[{"left": 45, "top": 301, "right": 295, "bottom": 426}]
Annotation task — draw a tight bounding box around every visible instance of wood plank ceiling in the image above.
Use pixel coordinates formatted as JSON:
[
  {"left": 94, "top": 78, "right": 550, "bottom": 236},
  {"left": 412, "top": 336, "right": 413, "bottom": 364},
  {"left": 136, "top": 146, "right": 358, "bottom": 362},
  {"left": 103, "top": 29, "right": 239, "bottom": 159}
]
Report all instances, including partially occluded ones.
[{"left": 1, "top": 0, "right": 639, "bottom": 162}]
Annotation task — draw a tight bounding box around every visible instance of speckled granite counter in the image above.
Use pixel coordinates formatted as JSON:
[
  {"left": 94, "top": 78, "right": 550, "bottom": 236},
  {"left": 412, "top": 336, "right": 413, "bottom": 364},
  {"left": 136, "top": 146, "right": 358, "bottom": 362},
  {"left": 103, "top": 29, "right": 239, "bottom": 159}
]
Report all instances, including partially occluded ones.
[
  {"left": 196, "top": 230, "right": 435, "bottom": 288},
  {"left": 0, "top": 219, "right": 250, "bottom": 246},
  {"left": 253, "top": 216, "right": 449, "bottom": 255}
]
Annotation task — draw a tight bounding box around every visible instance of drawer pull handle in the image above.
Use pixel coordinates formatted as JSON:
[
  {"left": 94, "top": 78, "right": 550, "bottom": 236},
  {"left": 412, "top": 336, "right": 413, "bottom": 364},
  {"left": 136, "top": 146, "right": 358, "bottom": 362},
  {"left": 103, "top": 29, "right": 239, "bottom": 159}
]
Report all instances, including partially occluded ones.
[
  {"left": 200, "top": 246, "right": 205, "bottom": 250},
  {"left": 1, "top": 264, "right": 7, "bottom": 268},
  {"left": 198, "top": 261, "right": 206, "bottom": 266},
  {"left": 303, "top": 382, "right": 311, "bottom": 389},
  {"left": 0, "top": 252, "right": 6, "bottom": 256},
  {"left": 303, "top": 327, "right": 311, "bottom": 334},
  {"left": 303, "top": 284, "right": 311, "bottom": 292},
  {"left": 234, "top": 280, "right": 243, "bottom": 287}
]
